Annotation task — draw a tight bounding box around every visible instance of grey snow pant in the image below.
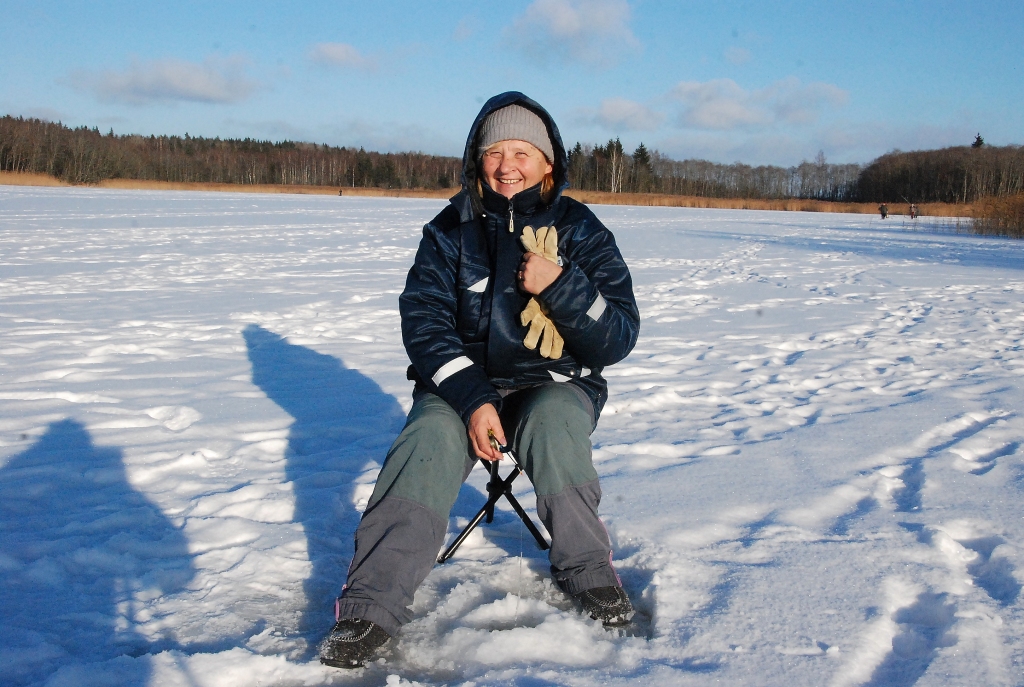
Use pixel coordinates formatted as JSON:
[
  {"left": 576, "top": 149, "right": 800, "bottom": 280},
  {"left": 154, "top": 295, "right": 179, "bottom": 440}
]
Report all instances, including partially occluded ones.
[{"left": 335, "top": 383, "right": 620, "bottom": 636}]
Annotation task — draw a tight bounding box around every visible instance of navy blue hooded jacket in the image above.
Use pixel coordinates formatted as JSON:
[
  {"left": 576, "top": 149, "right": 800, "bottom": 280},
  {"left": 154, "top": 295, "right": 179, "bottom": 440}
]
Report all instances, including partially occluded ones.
[{"left": 400, "top": 92, "right": 640, "bottom": 425}]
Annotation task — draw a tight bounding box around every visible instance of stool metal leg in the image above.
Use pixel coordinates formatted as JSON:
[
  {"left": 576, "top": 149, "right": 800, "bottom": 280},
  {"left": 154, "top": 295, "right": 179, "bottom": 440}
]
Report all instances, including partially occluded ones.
[
  {"left": 436, "top": 454, "right": 549, "bottom": 564},
  {"left": 503, "top": 490, "right": 550, "bottom": 552}
]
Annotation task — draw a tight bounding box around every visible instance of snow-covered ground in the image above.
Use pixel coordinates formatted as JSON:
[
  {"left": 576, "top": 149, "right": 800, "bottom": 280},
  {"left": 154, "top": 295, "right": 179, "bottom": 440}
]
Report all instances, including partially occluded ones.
[{"left": 1, "top": 185, "right": 1022, "bottom": 687}]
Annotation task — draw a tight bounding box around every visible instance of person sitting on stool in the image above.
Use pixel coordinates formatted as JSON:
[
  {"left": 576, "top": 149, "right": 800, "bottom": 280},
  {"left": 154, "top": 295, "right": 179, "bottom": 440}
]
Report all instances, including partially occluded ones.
[{"left": 318, "top": 91, "right": 641, "bottom": 668}]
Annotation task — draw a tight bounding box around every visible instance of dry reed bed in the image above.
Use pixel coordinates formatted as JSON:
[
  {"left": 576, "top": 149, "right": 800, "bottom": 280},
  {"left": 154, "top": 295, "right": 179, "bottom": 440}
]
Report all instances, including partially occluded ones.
[
  {"left": 971, "top": 193, "right": 1024, "bottom": 238},
  {"left": 564, "top": 190, "right": 976, "bottom": 217},
  {"left": 0, "top": 171, "right": 66, "bottom": 187}
]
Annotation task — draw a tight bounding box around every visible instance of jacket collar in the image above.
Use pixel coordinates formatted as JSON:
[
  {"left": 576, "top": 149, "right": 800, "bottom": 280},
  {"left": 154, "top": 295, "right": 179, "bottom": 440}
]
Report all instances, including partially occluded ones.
[
  {"left": 480, "top": 181, "right": 546, "bottom": 217},
  {"left": 450, "top": 180, "right": 550, "bottom": 225}
]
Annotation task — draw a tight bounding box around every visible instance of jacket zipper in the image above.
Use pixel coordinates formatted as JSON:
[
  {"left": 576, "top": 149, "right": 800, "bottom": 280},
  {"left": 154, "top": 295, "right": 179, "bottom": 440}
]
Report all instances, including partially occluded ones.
[{"left": 508, "top": 200, "right": 514, "bottom": 233}]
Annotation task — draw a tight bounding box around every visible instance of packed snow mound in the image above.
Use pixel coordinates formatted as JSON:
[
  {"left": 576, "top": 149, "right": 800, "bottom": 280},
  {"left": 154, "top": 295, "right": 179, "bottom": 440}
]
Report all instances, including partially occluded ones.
[{"left": 1, "top": 186, "right": 1023, "bottom": 686}]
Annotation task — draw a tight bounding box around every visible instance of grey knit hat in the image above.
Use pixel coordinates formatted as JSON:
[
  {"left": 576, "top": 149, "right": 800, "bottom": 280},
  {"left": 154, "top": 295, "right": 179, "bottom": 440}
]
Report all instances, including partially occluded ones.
[{"left": 477, "top": 104, "right": 554, "bottom": 162}]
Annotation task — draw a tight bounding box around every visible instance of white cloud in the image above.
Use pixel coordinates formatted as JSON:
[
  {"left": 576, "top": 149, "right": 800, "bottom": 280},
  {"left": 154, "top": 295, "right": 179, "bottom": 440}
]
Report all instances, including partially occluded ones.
[
  {"left": 650, "top": 116, "right": 978, "bottom": 167},
  {"left": 670, "top": 77, "right": 848, "bottom": 131},
  {"left": 308, "top": 43, "right": 377, "bottom": 71},
  {"left": 587, "top": 97, "right": 664, "bottom": 131},
  {"left": 724, "top": 47, "right": 752, "bottom": 65},
  {"left": 765, "top": 78, "right": 848, "bottom": 125},
  {"left": 671, "top": 79, "right": 768, "bottom": 130},
  {"left": 654, "top": 130, "right": 821, "bottom": 167},
  {"left": 73, "top": 56, "right": 259, "bottom": 105},
  {"left": 452, "top": 17, "right": 476, "bottom": 42},
  {"left": 814, "top": 121, "right": 975, "bottom": 160},
  {"left": 508, "top": 0, "right": 639, "bottom": 68}
]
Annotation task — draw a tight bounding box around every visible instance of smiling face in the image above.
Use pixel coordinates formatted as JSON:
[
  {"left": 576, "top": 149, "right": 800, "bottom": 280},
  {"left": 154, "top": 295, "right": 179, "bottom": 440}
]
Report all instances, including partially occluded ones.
[{"left": 480, "top": 140, "right": 553, "bottom": 200}]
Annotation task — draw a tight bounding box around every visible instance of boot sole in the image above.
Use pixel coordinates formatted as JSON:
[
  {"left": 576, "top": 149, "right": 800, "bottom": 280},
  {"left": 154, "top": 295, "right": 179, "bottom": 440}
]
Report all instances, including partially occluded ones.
[{"left": 320, "top": 656, "right": 368, "bottom": 669}]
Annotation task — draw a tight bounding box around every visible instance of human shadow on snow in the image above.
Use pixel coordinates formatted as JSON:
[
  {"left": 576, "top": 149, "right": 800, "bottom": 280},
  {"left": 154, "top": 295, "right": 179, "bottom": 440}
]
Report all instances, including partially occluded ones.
[
  {"left": 243, "top": 325, "right": 410, "bottom": 651},
  {"left": 0, "top": 419, "right": 196, "bottom": 687}
]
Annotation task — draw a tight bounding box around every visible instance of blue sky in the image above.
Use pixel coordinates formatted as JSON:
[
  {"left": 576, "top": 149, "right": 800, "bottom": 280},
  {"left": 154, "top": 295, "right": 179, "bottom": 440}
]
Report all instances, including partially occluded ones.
[{"left": 2, "top": 0, "right": 1021, "bottom": 166}]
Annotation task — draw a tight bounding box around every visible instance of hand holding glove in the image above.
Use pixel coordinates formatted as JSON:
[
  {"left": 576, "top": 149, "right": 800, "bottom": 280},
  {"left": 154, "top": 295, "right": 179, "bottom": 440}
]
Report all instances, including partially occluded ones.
[{"left": 518, "top": 226, "right": 564, "bottom": 359}]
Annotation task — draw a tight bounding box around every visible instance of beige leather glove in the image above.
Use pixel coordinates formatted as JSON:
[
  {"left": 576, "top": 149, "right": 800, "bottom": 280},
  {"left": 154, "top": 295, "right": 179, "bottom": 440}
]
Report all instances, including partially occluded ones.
[
  {"left": 519, "top": 226, "right": 564, "bottom": 359},
  {"left": 520, "top": 297, "right": 564, "bottom": 359},
  {"left": 521, "top": 225, "right": 560, "bottom": 263}
]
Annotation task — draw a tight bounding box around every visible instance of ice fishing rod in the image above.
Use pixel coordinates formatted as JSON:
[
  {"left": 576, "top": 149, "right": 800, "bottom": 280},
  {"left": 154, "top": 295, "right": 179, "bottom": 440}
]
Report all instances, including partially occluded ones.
[{"left": 488, "top": 429, "right": 524, "bottom": 467}]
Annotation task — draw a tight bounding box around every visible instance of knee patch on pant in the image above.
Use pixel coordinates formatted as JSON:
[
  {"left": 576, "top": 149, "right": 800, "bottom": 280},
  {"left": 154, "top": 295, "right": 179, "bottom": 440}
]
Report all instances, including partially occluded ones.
[
  {"left": 368, "top": 393, "right": 474, "bottom": 518},
  {"left": 504, "top": 384, "right": 597, "bottom": 497}
]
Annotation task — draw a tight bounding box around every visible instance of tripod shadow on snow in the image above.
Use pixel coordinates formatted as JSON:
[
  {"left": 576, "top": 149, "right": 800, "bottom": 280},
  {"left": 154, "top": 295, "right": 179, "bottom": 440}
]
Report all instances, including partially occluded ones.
[
  {"left": 0, "top": 419, "right": 196, "bottom": 687},
  {"left": 243, "top": 325, "right": 409, "bottom": 650}
]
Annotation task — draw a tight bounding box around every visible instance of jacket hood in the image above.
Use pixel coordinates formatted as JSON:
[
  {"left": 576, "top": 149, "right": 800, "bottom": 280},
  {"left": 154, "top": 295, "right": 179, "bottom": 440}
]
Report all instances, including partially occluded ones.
[{"left": 450, "top": 91, "right": 570, "bottom": 223}]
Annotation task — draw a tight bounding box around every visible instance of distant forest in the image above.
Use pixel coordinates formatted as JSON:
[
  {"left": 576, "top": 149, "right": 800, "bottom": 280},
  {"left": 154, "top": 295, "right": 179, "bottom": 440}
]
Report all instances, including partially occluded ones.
[
  {"left": 0, "top": 116, "right": 461, "bottom": 189},
  {"left": 2, "top": 115, "right": 1022, "bottom": 204},
  {"left": 568, "top": 141, "right": 862, "bottom": 201},
  {"left": 857, "top": 143, "right": 1024, "bottom": 203}
]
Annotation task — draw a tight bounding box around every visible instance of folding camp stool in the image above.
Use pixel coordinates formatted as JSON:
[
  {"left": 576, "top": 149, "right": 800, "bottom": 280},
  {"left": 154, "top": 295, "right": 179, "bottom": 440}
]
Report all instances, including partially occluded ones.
[{"left": 436, "top": 438, "right": 549, "bottom": 563}]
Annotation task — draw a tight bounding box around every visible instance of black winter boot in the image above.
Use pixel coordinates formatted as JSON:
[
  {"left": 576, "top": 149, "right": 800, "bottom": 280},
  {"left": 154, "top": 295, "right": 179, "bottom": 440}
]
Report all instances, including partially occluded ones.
[
  {"left": 574, "top": 586, "right": 634, "bottom": 627},
  {"left": 318, "top": 618, "right": 391, "bottom": 668}
]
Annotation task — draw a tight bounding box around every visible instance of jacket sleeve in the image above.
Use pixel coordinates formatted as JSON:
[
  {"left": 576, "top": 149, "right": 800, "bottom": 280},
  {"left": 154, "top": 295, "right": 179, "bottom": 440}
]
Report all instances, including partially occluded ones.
[
  {"left": 400, "top": 221, "right": 501, "bottom": 425},
  {"left": 536, "top": 215, "right": 640, "bottom": 368}
]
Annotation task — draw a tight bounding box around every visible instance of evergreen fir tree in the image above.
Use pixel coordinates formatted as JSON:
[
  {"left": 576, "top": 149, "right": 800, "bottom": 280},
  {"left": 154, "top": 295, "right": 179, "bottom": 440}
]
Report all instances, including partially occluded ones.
[
  {"left": 633, "top": 143, "right": 651, "bottom": 172},
  {"left": 632, "top": 143, "right": 652, "bottom": 193}
]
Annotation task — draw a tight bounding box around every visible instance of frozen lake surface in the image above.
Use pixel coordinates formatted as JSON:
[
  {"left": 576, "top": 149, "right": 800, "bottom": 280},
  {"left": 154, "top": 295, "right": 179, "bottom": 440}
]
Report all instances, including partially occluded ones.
[{"left": 1, "top": 185, "right": 1023, "bottom": 686}]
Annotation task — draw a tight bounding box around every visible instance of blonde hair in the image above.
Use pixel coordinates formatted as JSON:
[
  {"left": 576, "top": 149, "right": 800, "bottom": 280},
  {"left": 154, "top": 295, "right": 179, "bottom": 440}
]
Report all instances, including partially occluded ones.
[{"left": 540, "top": 172, "right": 555, "bottom": 202}]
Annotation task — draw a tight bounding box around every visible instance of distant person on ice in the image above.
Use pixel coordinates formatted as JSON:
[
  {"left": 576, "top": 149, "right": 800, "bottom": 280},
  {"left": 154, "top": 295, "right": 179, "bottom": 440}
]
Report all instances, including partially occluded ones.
[
  {"left": 318, "top": 91, "right": 641, "bottom": 668},
  {"left": 879, "top": 203, "right": 888, "bottom": 219}
]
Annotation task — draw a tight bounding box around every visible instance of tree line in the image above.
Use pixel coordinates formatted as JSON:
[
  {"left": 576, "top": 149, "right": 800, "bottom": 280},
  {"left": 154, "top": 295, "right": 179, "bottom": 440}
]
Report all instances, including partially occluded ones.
[
  {"left": 856, "top": 143, "right": 1024, "bottom": 203},
  {"left": 0, "top": 116, "right": 461, "bottom": 189},
  {"left": 2, "top": 115, "right": 1021, "bottom": 205},
  {"left": 568, "top": 140, "right": 862, "bottom": 201}
]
